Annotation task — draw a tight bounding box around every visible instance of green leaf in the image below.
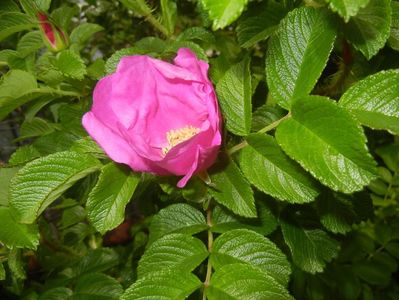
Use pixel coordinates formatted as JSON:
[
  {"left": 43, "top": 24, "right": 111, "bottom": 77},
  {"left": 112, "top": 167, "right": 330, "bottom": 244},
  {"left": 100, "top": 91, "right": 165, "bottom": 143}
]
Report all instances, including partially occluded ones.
[
  {"left": 71, "top": 273, "right": 123, "bottom": 300},
  {"left": 8, "top": 248, "right": 25, "bottom": 279},
  {"left": 70, "top": 137, "right": 107, "bottom": 159},
  {"left": 51, "top": 5, "right": 79, "bottom": 30},
  {"left": 325, "top": 0, "right": 370, "bottom": 22},
  {"left": 148, "top": 203, "right": 207, "bottom": 244},
  {"left": 39, "top": 288, "right": 73, "bottom": 300},
  {"left": 0, "top": 12, "right": 35, "bottom": 42},
  {"left": 275, "top": 96, "right": 377, "bottom": 193},
  {"left": 388, "top": 1, "right": 399, "bottom": 51},
  {"left": 316, "top": 192, "right": 355, "bottom": 234},
  {"left": 240, "top": 134, "right": 319, "bottom": 203},
  {"left": 160, "top": 0, "right": 177, "bottom": 36},
  {"left": 70, "top": 23, "right": 104, "bottom": 46},
  {"left": 19, "top": 0, "right": 50, "bottom": 15},
  {"left": 0, "top": 70, "right": 76, "bottom": 121},
  {"left": 207, "top": 264, "right": 293, "bottom": 300},
  {"left": 17, "top": 31, "right": 43, "bottom": 57},
  {"left": 201, "top": 0, "right": 248, "bottom": 30},
  {"left": 121, "top": 271, "right": 202, "bottom": 300},
  {"left": 353, "top": 253, "right": 396, "bottom": 285},
  {"left": 345, "top": 0, "right": 392, "bottom": 59},
  {"left": 53, "top": 50, "right": 87, "bottom": 80},
  {"left": 0, "top": 167, "right": 19, "bottom": 206},
  {"left": 10, "top": 151, "right": 101, "bottom": 223},
  {"left": 212, "top": 202, "right": 278, "bottom": 236},
  {"left": 208, "top": 159, "right": 256, "bottom": 218},
  {"left": 339, "top": 69, "right": 399, "bottom": 134},
  {"left": 0, "top": 207, "right": 39, "bottom": 249},
  {"left": 216, "top": 57, "right": 252, "bottom": 136},
  {"left": 236, "top": 1, "right": 287, "bottom": 47},
  {"left": 9, "top": 145, "right": 41, "bottom": 166},
  {"left": 0, "top": 0, "right": 20, "bottom": 12},
  {"left": 281, "top": 220, "right": 340, "bottom": 273},
  {"left": 176, "top": 27, "right": 215, "bottom": 43},
  {"left": 211, "top": 229, "right": 291, "bottom": 286},
  {"left": 266, "top": 7, "right": 336, "bottom": 109},
  {"left": 87, "top": 162, "right": 140, "bottom": 234},
  {"left": 0, "top": 263, "right": 5, "bottom": 281},
  {"left": 138, "top": 233, "right": 208, "bottom": 278},
  {"left": 72, "top": 248, "right": 119, "bottom": 277},
  {"left": 251, "top": 104, "right": 285, "bottom": 132},
  {"left": 16, "top": 117, "right": 57, "bottom": 141}
]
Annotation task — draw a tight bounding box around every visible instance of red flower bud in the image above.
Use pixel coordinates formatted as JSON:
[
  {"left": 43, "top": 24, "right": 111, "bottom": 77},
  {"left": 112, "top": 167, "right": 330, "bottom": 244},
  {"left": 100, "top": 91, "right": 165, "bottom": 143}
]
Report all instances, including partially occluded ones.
[{"left": 37, "top": 12, "right": 68, "bottom": 52}]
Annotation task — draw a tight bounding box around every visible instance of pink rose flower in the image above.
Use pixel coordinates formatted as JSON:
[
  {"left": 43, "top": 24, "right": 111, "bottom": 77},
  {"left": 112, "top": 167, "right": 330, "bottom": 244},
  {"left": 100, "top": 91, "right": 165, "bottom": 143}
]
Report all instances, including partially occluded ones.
[{"left": 82, "top": 48, "right": 222, "bottom": 187}]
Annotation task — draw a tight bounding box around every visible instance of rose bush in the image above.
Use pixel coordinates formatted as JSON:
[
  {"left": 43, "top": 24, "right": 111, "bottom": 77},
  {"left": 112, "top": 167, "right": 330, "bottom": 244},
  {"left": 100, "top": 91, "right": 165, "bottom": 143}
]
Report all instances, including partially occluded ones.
[{"left": 82, "top": 48, "right": 221, "bottom": 187}]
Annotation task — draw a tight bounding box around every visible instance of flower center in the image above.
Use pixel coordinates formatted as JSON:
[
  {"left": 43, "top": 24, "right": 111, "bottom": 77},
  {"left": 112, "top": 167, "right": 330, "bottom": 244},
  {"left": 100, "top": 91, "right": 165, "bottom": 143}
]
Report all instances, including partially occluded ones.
[{"left": 162, "top": 125, "right": 200, "bottom": 155}]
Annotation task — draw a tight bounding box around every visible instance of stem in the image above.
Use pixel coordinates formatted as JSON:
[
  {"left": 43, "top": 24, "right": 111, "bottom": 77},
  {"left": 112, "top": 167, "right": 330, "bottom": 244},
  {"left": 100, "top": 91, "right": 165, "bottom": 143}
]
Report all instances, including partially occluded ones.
[
  {"left": 203, "top": 207, "right": 213, "bottom": 300},
  {"left": 227, "top": 113, "right": 291, "bottom": 155},
  {"left": 145, "top": 14, "right": 169, "bottom": 37}
]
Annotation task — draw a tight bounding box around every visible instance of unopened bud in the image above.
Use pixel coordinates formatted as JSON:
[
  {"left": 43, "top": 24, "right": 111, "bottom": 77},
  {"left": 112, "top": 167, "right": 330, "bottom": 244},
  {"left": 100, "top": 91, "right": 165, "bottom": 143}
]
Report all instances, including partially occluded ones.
[{"left": 37, "top": 12, "right": 69, "bottom": 52}]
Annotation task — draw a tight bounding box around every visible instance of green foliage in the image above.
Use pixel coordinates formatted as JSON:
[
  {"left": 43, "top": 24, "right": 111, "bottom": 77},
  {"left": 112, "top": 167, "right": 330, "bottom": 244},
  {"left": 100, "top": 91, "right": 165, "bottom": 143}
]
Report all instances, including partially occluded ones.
[
  {"left": 1, "top": 0, "right": 399, "bottom": 299},
  {"left": 344, "top": 0, "right": 392, "bottom": 59},
  {"left": 216, "top": 57, "right": 252, "bottom": 136},
  {"left": 87, "top": 162, "right": 140, "bottom": 234},
  {"left": 266, "top": 7, "right": 336, "bottom": 109},
  {"left": 209, "top": 159, "right": 256, "bottom": 218},
  {"left": 240, "top": 134, "right": 319, "bottom": 203},
  {"left": 211, "top": 229, "right": 291, "bottom": 286},
  {"left": 10, "top": 151, "right": 101, "bottom": 223},
  {"left": 275, "top": 96, "right": 377, "bottom": 193},
  {"left": 201, "top": 0, "right": 249, "bottom": 30},
  {"left": 207, "top": 264, "right": 293, "bottom": 300},
  {"left": 325, "top": 0, "right": 370, "bottom": 21},
  {"left": 339, "top": 69, "right": 399, "bottom": 134}
]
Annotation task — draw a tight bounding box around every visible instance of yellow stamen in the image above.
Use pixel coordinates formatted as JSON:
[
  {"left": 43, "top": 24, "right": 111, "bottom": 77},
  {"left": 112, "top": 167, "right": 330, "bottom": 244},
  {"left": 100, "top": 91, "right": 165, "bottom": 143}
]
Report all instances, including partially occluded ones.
[{"left": 162, "top": 125, "right": 200, "bottom": 155}]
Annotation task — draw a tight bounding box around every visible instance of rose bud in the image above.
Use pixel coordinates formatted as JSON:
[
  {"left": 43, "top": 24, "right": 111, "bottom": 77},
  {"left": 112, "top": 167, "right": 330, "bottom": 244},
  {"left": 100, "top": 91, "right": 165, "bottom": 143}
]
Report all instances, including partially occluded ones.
[
  {"left": 37, "top": 12, "right": 68, "bottom": 52},
  {"left": 82, "top": 48, "right": 222, "bottom": 187}
]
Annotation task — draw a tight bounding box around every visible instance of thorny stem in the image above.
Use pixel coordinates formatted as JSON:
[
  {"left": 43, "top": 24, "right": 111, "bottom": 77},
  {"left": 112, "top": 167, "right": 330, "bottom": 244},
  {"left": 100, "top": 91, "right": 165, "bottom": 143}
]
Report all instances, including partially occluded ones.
[
  {"left": 203, "top": 207, "right": 213, "bottom": 300},
  {"left": 227, "top": 112, "right": 291, "bottom": 155}
]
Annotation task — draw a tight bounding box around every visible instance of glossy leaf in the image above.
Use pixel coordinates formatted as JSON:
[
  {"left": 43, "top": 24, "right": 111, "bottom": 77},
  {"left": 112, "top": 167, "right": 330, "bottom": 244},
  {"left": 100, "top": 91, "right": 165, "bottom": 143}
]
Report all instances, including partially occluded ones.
[
  {"left": 207, "top": 264, "right": 293, "bottom": 300},
  {"left": 201, "top": 0, "right": 248, "bottom": 30},
  {"left": 316, "top": 192, "right": 355, "bottom": 234},
  {"left": 281, "top": 220, "right": 340, "bottom": 273},
  {"left": 236, "top": 1, "right": 287, "bottom": 47},
  {"left": 10, "top": 151, "right": 101, "bottom": 223},
  {"left": 0, "top": 12, "right": 35, "bottom": 42},
  {"left": 17, "top": 31, "right": 43, "bottom": 57},
  {"left": 148, "top": 204, "right": 207, "bottom": 244},
  {"left": 216, "top": 57, "right": 252, "bottom": 136},
  {"left": 53, "top": 50, "right": 87, "bottom": 80},
  {"left": 345, "top": 0, "right": 391, "bottom": 59},
  {"left": 240, "top": 134, "right": 319, "bottom": 203},
  {"left": 122, "top": 271, "right": 202, "bottom": 300},
  {"left": 211, "top": 202, "right": 277, "bottom": 236},
  {"left": 275, "top": 96, "right": 377, "bottom": 193},
  {"left": 209, "top": 159, "right": 256, "bottom": 218},
  {"left": 388, "top": 1, "right": 399, "bottom": 50},
  {"left": 211, "top": 229, "right": 291, "bottom": 286},
  {"left": 87, "top": 163, "right": 140, "bottom": 234},
  {"left": 339, "top": 69, "right": 399, "bottom": 134},
  {"left": 72, "top": 273, "right": 123, "bottom": 300},
  {"left": 138, "top": 233, "right": 208, "bottom": 278},
  {"left": 0, "top": 207, "right": 39, "bottom": 249},
  {"left": 70, "top": 23, "right": 104, "bottom": 46},
  {"left": 266, "top": 7, "right": 336, "bottom": 109},
  {"left": 325, "top": 0, "right": 369, "bottom": 22}
]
